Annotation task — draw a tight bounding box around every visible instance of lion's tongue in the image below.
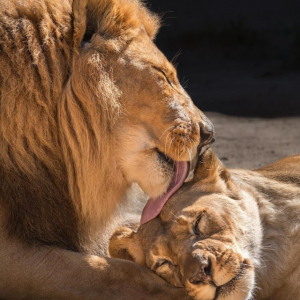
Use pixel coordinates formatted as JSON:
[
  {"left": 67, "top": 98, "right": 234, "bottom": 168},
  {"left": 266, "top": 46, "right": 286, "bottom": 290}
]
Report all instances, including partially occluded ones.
[{"left": 140, "top": 161, "right": 189, "bottom": 225}]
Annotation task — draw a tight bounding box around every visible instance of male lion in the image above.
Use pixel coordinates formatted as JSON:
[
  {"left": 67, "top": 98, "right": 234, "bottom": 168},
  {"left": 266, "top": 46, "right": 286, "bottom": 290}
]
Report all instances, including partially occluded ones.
[
  {"left": 0, "top": 0, "right": 214, "bottom": 299},
  {"left": 110, "top": 148, "right": 300, "bottom": 300}
]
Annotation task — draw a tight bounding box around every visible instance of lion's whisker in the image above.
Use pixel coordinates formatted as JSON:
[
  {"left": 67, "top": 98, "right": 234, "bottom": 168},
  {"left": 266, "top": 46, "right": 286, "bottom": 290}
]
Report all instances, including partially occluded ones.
[
  {"left": 179, "top": 136, "right": 186, "bottom": 158},
  {"left": 167, "top": 137, "right": 175, "bottom": 157},
  {"left": 188, "top": 135, "right": 198, "bottom": 150},
  {"left": 185, "top": 136, "right": 193, "bottom": 162},
  {"left": 164, "top": 132, "right": 172, "bottom": 156},
  {"left": 187, "top": 147, "right": 192, "bottom": 163},
  {"left": 177, "top": 143, "right": 180, "bottom": 162},
  {"left": 171, "top": 49, "right": 182, "bottom": 65},
  {"left": 160, "top": 125, "right": 176, "bottom": 141}
]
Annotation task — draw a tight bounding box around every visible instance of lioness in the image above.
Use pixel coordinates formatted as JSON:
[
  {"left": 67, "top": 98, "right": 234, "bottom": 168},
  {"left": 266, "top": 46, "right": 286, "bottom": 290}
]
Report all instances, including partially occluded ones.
[
  {"left": 110, "top": 148, "right": 300, "bottom": 300},
  {"left": 0, "top": 0, "right": 213, "bottom": 299}
]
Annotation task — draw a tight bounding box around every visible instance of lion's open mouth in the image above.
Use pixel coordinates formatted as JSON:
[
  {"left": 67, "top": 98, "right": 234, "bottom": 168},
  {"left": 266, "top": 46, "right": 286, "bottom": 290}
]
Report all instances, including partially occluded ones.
[{"left": 140, "top": 150, "right": 189, "bottom": 224}]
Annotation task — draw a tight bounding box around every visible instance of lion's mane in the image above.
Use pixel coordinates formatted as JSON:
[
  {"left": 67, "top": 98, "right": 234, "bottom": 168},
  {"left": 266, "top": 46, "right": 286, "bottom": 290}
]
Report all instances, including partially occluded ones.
[{"left": 0, "top": 0, "right": 159, "bottom": 252}]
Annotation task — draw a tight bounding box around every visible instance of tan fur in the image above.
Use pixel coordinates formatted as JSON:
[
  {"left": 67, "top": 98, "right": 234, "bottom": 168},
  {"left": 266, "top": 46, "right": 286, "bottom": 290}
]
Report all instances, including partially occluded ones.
[
  {"left": 110, "top": 149, "right": 300, "bottom": 300},
  {"left": 0, "top": 0, "right": 213, "bottom": 298}
]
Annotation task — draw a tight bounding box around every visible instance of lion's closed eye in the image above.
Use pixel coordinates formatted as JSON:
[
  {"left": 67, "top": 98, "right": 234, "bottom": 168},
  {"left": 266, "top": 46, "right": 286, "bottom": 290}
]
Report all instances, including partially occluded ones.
[{"left": 152, "top": 66, "right": 174, "bottom": 88}]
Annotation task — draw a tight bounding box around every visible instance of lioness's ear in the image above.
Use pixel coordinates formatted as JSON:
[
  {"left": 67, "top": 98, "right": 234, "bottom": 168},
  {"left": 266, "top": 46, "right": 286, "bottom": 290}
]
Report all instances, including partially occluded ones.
[
  {"left": 191, "top": 148, "right": 229, "bottom": 182},
  {"left": 191, "top": 148, "right": 240, "bottom": 197},
  {"left": 109, "top": 227, "right": 144, "bottom": 264}
]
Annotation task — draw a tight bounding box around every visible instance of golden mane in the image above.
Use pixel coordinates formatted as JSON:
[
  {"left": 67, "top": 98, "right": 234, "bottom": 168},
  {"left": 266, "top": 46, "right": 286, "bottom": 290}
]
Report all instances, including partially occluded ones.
[{"left": 0, "top": 0, "right": 160, "bottom": 251}]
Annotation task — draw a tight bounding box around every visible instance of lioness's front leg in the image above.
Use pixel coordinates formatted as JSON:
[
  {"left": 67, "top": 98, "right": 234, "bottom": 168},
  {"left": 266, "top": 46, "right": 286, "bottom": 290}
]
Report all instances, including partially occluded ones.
[{"left": 0, "top": 232, "right": 188, "bottom": 300}]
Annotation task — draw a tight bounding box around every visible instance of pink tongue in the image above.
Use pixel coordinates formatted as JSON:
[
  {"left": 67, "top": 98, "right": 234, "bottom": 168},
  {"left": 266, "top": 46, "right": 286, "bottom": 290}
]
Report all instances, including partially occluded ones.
[{"left": 140, "top": 161, "right": 189, "bottom": 225}]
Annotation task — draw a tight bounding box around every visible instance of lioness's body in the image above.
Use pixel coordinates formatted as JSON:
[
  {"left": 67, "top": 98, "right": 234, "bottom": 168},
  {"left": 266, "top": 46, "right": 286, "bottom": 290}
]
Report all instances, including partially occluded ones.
[
  {"left": 0, "top": 0, "right": 213, "bottom": 298},
  {"left": 110, "top": 152, "right": 300, "bottom": 300},
  {"left": 238, "top": 155, "right": 300, "bottom": 299}
]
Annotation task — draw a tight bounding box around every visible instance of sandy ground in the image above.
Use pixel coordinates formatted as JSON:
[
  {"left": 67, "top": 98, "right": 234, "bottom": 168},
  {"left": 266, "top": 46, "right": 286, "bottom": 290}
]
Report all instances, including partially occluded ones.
[{"left": 206, "top": 112, "right": 300, "bottom": 169}]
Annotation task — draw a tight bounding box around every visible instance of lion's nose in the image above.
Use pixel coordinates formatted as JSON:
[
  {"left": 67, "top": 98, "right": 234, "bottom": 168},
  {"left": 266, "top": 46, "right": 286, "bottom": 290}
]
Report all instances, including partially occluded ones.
[
  {"left": 189, "top": 257, "right": 212, "bottom": 285},
  {"left": 199, "top": 118, "right": 215, "bottom": 148}
]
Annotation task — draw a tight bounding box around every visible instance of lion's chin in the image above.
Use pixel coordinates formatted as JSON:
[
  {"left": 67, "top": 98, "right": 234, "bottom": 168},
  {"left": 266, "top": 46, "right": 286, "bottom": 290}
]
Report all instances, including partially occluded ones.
[
  {"left": 140, "top": 148, "right": 192, "bottom": 198},
  {"left": 120, "top": 145, "right": 191, "bottom": 222},
  {"left": 140, "top": 160, "right": 189, "bottom": 224}
]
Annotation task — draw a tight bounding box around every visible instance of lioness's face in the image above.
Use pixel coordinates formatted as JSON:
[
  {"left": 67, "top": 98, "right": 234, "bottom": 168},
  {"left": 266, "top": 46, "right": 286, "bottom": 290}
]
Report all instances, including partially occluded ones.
[
  {"left": 110, "top": 150, "right": 261, "bottom": 300},
  {"left": 132, "top": 195, "right": 256, "bottom": 300},
  {"left": 109, "top": 28, "right": 214, "bottom": 202}
]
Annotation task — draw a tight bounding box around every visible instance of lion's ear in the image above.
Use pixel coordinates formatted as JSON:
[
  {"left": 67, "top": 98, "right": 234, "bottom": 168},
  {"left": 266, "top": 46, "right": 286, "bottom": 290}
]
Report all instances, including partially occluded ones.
[
  {"left": 72, "top": 0, "right": 100, "bottom": 49},
  {"left": 109, "top": 227, "right": 144, "bottom": 264},
  {"left": 72, "top": 0, "right": 89, "bottom": 49},
  {"left": 72, "top": 0, "right": 160, "bottom": 50}
]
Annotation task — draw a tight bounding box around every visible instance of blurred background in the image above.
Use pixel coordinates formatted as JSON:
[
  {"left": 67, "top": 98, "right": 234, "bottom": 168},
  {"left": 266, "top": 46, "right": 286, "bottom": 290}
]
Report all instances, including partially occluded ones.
[{"left": 147, "top": 0, "right": 300, "bottom": 169}]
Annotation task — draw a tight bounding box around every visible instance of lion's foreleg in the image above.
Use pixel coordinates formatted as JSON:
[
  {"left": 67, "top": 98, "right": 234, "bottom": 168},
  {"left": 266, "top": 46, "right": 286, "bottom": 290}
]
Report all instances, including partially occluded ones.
[{"left": 0, "top": 232, "right": 187, "bottom": 300}]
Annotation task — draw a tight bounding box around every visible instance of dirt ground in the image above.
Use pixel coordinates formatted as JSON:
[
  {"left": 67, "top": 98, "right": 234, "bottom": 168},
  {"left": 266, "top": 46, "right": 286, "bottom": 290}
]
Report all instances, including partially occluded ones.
[{"left": 207, "top": 112, "right": 300, "bottom": 169}]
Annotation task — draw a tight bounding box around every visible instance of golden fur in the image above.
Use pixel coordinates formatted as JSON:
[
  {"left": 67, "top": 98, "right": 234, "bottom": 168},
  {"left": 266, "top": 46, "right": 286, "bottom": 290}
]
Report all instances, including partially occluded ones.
[
  {"left": 110, "top": 149, "right": 300, "bottom": 300},
  {"left": 0, "top": 0, "right": 214, "bottom": 298}
]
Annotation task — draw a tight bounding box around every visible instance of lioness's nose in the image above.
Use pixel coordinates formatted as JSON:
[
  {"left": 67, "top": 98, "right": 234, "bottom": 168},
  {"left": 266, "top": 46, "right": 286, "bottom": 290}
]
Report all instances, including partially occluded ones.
[
  {"left": 188, "top": 257, "right": 212, "bottom": 285},
  {"left": 199, "top": 117, "right": 214, "bottom": 147}
]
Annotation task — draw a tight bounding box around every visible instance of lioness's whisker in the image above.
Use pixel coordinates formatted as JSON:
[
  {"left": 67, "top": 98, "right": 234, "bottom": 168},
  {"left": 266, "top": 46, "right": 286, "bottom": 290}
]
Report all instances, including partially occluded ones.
[{"left": 171, "top": 212, "right": 181, "bottom": 223}]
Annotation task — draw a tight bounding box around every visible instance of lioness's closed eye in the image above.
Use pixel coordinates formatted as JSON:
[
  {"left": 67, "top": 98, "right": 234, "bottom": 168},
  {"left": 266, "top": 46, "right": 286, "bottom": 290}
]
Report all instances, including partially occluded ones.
[{"left": 109, "top": 149, "right": 300, "bottom": 300}]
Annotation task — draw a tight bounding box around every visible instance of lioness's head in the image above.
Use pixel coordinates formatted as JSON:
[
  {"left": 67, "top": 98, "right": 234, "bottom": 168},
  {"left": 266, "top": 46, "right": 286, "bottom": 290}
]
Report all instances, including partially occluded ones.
[
  {"left": 109, "top": 149, "right": 262, "bottom": 300},
  {"left": 66, "top": 0, "right": 214, "bottom": 223}
]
